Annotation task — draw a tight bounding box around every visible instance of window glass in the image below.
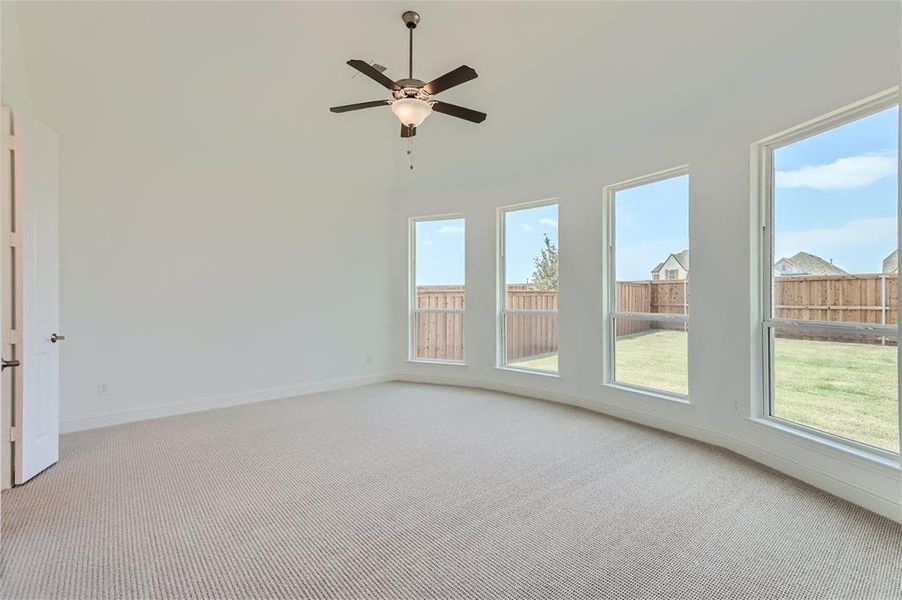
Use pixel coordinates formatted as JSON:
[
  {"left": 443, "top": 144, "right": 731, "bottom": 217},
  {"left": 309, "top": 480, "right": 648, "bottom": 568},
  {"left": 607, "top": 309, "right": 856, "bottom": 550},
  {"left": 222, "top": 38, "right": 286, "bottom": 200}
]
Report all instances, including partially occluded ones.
[
  {"left": 614, "top": 318, "right": 688, "bottom": 396},
  {"left": 502, "top": 204, "right": 559, "bottom": 372},
  {"left": 772, "top": 330, "right": 898, "bottom": 452},
  {"left": 772, "top": 107, "right": 898, "bottom": 325},
  {"left": 765, "top": 102, "right": 899, "bottom": 452},
  {"left": 412, "top": 218, "right": 465, "bottom": 362},
  {"left": 610, "top": 173, "right": 689, "bottom": 396}
]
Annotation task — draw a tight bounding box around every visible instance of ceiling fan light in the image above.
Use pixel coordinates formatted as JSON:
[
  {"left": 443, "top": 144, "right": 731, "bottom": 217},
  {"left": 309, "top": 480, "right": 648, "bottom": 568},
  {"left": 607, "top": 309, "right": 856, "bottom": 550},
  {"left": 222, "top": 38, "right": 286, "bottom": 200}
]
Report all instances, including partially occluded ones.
[{"left": 391, "top": 98, "right": 432, "bottom": 127}]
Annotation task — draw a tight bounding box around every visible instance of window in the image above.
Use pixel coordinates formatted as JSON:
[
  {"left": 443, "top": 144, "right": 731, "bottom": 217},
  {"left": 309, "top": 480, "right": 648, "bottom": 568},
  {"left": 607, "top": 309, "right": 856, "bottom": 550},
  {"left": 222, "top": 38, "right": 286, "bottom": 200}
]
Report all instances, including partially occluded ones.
[
  {"left": 606, "top": 168, "right": 689, "bottom": 397},
  {"left": 409, "top": 216, "right": 465, "bottom": 363},
  {"left": 499, "top": 201, "right": 559, "bottom": 373},
  {"left": 760, "top": 93, "right": 899, "bottom": 454}
]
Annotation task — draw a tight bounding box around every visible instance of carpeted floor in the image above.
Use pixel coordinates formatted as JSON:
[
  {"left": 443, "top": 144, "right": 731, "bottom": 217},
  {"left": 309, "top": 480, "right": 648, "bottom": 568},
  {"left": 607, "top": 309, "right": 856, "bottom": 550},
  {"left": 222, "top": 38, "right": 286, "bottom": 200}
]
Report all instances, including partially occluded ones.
[{"left": 1, "top": 382, "right": 900, "bottom": 599}]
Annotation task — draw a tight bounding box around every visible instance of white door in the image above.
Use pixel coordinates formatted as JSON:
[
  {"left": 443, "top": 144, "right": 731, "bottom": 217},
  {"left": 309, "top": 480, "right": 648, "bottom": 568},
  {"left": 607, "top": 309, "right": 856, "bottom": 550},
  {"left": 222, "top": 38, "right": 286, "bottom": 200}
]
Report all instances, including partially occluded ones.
[{"left": 14, "top": 113, "right": 60, "bottom": 484}]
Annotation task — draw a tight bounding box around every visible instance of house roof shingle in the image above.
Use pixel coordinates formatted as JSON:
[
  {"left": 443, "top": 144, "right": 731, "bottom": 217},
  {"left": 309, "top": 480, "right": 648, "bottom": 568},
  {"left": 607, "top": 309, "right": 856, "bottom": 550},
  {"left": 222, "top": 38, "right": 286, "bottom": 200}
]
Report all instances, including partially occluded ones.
[
  {"left": 774, "top": 251, "right": 847, "bottom": 276},
  {"left": 651, "top": 249, "right": 689, "bottom": 274},
  {"left": 883, "top": 250, "right": 898, "bottom": 274}
]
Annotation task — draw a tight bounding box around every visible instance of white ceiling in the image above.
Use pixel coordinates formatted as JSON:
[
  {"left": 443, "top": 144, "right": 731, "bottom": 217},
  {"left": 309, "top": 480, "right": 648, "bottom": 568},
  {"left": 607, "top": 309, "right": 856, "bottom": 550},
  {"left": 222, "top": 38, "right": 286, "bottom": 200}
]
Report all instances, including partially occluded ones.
[{"left": 11, "top": 1, "right": 902, "bottom": 192}]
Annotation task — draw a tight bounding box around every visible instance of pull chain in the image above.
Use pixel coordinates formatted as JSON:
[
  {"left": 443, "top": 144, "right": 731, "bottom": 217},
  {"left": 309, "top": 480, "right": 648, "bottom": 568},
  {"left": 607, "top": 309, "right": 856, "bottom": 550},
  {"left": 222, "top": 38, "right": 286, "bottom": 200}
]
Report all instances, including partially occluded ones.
[{"left": 407, "top": 137, "right": 414, "bottom": 170}]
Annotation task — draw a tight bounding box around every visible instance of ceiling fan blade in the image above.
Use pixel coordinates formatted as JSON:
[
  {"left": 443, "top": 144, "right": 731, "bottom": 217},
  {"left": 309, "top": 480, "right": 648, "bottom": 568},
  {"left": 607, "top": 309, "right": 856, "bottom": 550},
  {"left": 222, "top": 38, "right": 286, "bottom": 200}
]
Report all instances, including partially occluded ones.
[
  {"left": 431, "top": 101, "right": 487, "bottom": 124},
  {"left": 423, "top": 65, "right": 478, "bottom": 95},
  {"left": 401, "top": 124, "right": 417, "bottom": 138},
  {"left": 329, "top": 100, "right": 390, "bottom": 113},
  {"left": 347, "top": 59, "right": 400, "bottom": 91}
]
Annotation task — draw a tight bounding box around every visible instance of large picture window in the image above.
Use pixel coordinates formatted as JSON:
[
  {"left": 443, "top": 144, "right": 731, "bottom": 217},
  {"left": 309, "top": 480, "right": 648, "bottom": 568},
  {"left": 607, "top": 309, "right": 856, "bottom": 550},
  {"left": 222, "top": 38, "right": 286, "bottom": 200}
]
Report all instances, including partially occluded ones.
[
  {"left": 606, "top": 168, "right": 689, "bottom": 397},
  {"left": 409, "top": 216, "right": 465, "bottom": 363},
  {"left": 499, "top": 201, "right": 559, "bottom": 373},
  {"left": 761, "top": 93, "right": 899, "bottom": 454}
]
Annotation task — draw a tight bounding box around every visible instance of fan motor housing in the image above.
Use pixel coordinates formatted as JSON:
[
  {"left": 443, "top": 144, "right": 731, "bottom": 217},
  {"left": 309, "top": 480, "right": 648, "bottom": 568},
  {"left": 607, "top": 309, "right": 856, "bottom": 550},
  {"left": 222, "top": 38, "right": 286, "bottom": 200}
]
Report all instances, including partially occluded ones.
[
  {"left": 396, "top": 78, "right": 426, "bottom": 89},
  {"left": 402, "top": 11, "right": 420, "bottom": 28},
  {"left": 394, "top": 81, "right": 430, "bottom": 101}
]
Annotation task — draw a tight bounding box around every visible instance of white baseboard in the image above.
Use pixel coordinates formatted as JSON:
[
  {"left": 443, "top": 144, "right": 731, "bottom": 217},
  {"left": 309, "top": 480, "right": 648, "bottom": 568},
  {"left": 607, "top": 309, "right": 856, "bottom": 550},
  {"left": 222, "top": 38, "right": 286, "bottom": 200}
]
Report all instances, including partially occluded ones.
[
  {"left": 394, "top": 372, "right": 902, "bottom": 524},
  {"left": 59, "top": 373, "right": 394, "bottom": 434}
]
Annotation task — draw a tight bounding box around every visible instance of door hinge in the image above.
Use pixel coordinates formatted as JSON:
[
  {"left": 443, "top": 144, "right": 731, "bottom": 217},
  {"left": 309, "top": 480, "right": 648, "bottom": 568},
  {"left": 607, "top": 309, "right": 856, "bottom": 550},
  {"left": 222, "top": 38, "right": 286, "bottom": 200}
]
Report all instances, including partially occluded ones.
[
  {"left": 4, "top": 135, "right": 15, "bottom": 152},
  {"left": 9, "top": 425, "right": 18, "bottom": 442},
  {"left": 7, "top": 232, "right": 19, "bottom": 247}
]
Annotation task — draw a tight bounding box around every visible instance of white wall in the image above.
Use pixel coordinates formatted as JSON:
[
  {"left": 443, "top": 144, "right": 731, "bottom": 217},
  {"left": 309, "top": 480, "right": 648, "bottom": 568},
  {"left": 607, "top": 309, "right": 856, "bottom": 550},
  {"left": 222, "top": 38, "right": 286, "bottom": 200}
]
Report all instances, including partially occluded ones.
[
  {"left": 391, "top": 2, "right": 902, "bottom": 521},
  {"left": 10, "top": 2, "right": 397, "bottom": 430}
]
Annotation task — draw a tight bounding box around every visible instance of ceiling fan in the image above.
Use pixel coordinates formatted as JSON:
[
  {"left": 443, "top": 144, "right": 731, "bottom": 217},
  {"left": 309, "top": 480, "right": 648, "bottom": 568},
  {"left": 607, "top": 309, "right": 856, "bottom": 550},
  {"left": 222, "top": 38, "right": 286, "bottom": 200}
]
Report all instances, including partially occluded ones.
[{"left": 329, "top": 10, "right": 487, "bottom": 138}]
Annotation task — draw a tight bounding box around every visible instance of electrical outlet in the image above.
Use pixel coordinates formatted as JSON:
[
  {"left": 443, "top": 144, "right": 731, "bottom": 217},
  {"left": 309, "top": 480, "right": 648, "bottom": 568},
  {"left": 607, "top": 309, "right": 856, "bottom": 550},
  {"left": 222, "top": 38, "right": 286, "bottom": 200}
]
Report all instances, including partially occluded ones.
[
  {"left": 97, "top": 382, "right": 110, "bottom": 396},
  {"left": 365, "top": 354, "right": 373, "bottom": 365}
]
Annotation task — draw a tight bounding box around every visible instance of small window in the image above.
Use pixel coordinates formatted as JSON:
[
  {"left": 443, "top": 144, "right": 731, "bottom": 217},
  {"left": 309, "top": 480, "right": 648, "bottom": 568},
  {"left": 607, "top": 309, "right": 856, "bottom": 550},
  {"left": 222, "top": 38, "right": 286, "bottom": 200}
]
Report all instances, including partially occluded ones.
[
  {"left": 606, "top": 169, "right": 689, "bottom": 397},
  {"left": 499, "top": 201, "right": 559, "bottom": 373},
  {"left": 761, "top": 93, "right": 899, "bottom": 453},
  {"left": 409, "top": 216, "right": 465, "bottom": 363}
]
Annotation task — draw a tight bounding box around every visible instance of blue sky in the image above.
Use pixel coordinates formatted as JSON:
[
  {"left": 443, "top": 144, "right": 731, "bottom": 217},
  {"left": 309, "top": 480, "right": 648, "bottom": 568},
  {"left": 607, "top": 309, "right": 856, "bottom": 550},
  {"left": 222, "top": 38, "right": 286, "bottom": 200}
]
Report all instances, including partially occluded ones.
[
  {"left": 504, "top": 204, "right": 559, "bottom": 285},
  {"left": 416, "top": 105, "right": 898, "bottom": 285},
  {"left": 773, "top": 106, "right": 898, "bottom": 274},
  {"left": 415, "top": 218, "right": 465, "bottom": 285},
  {"left": 615, "top": 175, "right": 689, "bottom": 281},
  {"left": 415, "top": 206, "right": 560, "bottom": 286}
]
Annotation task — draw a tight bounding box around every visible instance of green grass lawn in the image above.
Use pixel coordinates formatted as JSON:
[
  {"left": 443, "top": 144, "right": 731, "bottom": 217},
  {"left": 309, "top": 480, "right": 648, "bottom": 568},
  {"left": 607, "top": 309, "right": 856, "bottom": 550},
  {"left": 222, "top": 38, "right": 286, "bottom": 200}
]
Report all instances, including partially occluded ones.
[
  {"left": 511, "top": 330, "right": 899, "bottom": 452},
  {"left": 773, "top": 336, "right": 898, "bottom": 453}
]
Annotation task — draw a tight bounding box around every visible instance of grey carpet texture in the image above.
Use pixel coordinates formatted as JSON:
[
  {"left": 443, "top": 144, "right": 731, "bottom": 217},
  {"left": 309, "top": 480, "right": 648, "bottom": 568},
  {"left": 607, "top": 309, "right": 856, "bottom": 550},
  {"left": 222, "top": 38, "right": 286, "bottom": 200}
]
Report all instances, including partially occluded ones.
[{"left": 2, "top": 382, "right": 901, "bottom": 600}]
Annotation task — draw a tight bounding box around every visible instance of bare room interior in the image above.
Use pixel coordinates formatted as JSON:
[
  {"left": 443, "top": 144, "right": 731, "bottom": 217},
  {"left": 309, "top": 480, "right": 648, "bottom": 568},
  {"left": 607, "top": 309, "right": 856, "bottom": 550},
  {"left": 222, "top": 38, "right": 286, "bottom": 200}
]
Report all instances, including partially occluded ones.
[{"left": 1, "top": 2, "right": 900, "bottom": 599}]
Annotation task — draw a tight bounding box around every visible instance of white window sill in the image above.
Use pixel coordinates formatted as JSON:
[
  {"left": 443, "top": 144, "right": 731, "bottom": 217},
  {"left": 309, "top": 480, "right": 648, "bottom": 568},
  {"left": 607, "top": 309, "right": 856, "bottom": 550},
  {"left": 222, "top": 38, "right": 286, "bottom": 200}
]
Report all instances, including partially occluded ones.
[
  {"left": 600, "top": 382, "right": 691, "bottom": 405},
  {"left": 495, "top": 366, "right": 560, "bottom": 379},
  {"left": 746, "top": 416, "right": 900, "bottom": 471},
  {"left": 406, "top": 359, "right": 467, "bottom": 367}
]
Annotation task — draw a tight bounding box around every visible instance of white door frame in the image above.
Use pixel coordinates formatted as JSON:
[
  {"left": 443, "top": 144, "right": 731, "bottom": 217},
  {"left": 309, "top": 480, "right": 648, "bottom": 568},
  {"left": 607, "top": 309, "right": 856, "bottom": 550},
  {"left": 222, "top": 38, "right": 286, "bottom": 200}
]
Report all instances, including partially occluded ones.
[{"left": 1, "top": 106, "right": 15, "bottom": 491}]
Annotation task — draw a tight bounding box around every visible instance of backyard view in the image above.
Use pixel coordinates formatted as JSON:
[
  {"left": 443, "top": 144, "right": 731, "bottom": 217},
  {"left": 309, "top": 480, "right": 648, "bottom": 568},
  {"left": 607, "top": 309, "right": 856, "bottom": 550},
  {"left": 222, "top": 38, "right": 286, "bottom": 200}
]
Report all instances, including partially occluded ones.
[
  {"left": 415, "top": 105, "right": 899, "bottom": 456},
  {"left": 773, "top": 336, "right": 898, "bottom": 452},
  {"left": 513, "top": 331, "right": 899, "bottom": 452}
]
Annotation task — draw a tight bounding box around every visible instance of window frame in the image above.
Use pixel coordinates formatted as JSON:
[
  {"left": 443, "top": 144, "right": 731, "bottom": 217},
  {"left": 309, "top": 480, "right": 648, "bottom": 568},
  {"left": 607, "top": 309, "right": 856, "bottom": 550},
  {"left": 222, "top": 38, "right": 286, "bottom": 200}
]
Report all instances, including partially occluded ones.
[
  {"left": 756, "top": 89, "right": 900, "bottom": 458},
  {"left": 603, "top": 165, "right": 690, "bottom": 400},
  {"left": 497, "top": 198, "right": 560, "bottom": 376},
  {"left": 408, "top": 213, "right": 467, "bottom": 365}
]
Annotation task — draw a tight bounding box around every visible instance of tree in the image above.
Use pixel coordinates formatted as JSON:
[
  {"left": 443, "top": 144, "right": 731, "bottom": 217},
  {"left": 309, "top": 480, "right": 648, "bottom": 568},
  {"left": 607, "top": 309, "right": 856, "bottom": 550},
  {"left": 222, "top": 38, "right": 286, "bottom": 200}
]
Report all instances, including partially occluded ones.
[{"left": 528, "top": 234, "right": 559, "bottom": 290}]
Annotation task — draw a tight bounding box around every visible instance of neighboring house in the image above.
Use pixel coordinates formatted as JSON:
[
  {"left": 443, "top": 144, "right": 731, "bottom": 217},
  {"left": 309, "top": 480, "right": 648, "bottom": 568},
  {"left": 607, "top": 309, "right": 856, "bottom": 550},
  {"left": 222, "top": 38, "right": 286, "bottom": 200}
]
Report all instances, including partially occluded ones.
[
  {"left": 651, "top": 249, "right": 689, "bottom": 280},
  {"left": 773, "top": 251, "right": 847, "bottom": 276},
  {"left": 883, "top": 249, "right": 897, "bottom": 275}
]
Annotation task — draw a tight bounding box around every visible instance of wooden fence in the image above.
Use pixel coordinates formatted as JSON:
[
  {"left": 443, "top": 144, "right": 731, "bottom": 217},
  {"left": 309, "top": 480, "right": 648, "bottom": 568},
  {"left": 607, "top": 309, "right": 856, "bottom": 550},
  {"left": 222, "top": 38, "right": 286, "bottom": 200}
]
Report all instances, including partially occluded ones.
[
  {"left": 413, "top": 274, "right": 898, "bottom": 360},
  {"left": 616, "top": 281, "right": 688, "bottom": 335},
  {"left": 505, "top": 287, "right": 558, "bottom": 361},
  {"left": 415, "top": 285, "right": 465, "bottom": 361},
  {"left": 774, "top": 274, "right": 897, "bottom": 326}
]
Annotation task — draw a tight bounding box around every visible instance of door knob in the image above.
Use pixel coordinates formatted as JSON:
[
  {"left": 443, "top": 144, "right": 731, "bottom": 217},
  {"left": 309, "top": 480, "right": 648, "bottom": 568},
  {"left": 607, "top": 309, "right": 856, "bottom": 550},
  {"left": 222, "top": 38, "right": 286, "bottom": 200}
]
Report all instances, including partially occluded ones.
[
  {"left": 50, "top": 333, "right": 66, "bottom": 343},
  {"left": 2, "top": 359, "right": 20, "bottom": 371}
]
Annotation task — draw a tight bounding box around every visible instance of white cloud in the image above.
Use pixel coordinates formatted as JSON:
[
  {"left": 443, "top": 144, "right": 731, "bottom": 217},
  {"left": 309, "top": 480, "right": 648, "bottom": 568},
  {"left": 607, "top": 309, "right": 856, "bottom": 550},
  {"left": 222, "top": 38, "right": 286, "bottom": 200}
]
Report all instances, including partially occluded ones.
[
  {"left": 422, "top": 240, "right": 434, "bottom": 247},
  {"left": 521, "top": 223, "right": 534, "bottom": 233},
  {"left": 538, "top": 218, "right": 558, "bottom": 229},
  {"left": 438, "top": 225, "right": 464, "bottom": 235},
  {"left": 775, "top": 152, "right": 897, "bottom": 190},
  {"left": 775, "top": 217, "right": 896, "bottom": 270}
]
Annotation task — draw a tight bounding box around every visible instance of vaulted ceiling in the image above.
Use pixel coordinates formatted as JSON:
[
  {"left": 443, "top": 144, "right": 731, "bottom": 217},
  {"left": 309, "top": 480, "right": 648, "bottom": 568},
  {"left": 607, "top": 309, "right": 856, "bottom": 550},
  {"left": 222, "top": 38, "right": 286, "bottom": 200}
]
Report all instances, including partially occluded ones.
[{"left": 11, "top": 1, "right": 901, "bottom": 195}]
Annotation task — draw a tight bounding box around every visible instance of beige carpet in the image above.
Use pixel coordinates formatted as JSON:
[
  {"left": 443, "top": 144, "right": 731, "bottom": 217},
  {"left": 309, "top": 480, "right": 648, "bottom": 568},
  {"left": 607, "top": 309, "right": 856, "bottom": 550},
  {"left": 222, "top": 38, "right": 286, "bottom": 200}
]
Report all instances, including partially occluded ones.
[{"left": 1, "top": 382, "right": 900, "bottom": 600}]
